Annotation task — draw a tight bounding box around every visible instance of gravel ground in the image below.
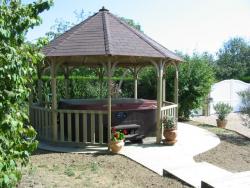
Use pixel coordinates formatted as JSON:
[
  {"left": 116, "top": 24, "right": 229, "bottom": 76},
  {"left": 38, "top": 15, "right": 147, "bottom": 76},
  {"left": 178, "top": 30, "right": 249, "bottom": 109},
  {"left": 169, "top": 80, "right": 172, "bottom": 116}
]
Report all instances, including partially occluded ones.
[
  {"left": 19, "top": 150, "right": 191, "bottom": 188},
  {"left": 191, "top": 113, "right": 250, "bottom": 138},
  {"left": 191, "top": 122, "right": 250, "bottom": 172}
]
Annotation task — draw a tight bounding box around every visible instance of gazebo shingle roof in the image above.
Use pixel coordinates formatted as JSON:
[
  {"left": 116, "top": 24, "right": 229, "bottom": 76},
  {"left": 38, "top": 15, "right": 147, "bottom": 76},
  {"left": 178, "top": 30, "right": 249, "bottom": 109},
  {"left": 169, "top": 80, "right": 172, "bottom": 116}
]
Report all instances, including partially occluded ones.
[{"left": 43, "top": 7, "right": 182, "bottom": 62}]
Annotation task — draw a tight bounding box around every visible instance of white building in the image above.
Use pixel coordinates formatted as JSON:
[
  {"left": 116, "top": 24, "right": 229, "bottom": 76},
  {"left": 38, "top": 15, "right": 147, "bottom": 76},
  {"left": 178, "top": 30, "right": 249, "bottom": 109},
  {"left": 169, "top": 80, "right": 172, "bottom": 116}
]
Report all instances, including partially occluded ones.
[{"left": 209, "top": 79, "right": 250, "bottom": 114}]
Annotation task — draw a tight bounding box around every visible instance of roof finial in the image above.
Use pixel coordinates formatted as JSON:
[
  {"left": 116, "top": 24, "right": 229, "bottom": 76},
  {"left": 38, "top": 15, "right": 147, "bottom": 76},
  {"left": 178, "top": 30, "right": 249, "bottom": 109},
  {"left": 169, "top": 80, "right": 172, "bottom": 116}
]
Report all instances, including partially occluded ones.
[{"left": 99, "top": 6, "right": 109, "bottom": 12}]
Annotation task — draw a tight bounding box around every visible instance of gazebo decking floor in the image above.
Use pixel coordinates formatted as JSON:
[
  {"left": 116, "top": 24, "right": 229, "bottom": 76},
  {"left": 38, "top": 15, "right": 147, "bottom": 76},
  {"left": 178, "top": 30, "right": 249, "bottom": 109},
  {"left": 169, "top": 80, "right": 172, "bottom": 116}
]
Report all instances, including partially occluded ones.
[{"left": 39, "top": 122, "right": 220, "bottom": 155}]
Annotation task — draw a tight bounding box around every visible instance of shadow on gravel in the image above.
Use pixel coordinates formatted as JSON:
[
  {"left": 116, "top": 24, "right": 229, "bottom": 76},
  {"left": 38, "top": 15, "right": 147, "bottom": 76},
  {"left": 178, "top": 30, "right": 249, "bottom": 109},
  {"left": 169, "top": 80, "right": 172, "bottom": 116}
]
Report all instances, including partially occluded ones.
[
  {"left": 31, "top": 149, "right": 55, "bottom": 156},
  {"left": 32, "top": 149, "right": 112, "bottom": 156},
  {"left": 217, "top": 134, "right": 250, "bottom": 146}
]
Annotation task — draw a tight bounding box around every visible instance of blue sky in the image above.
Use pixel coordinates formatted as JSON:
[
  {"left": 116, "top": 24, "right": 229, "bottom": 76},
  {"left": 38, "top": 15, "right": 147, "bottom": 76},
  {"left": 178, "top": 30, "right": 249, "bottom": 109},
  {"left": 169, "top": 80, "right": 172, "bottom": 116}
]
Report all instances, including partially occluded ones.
[{"left": 26, "top": 0, "right": 250, "bottom": 55}]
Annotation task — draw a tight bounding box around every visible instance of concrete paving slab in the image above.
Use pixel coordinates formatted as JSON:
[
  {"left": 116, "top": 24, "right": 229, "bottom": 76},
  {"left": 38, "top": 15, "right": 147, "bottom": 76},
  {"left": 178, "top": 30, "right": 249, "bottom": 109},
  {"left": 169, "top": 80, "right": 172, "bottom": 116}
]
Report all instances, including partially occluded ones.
[
  {"left": 163, "top": 162, "right": 233, "bottom": 188},
  {"left": 202, "top": 171, "right": 250, "bottom": 188},
  {"left": 121, "top": 122, "right": 220, "bottom": 176}
]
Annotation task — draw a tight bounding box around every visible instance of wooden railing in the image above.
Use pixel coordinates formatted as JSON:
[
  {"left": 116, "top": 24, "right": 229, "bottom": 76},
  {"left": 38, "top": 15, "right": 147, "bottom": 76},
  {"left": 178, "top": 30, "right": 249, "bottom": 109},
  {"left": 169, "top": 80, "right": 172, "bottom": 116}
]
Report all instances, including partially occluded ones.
[
  {"left": 56, "top": 109, "right": 108, "bottom": 145},
  {"left": 30, "top": 104, "right": 108, "bottom": 146},
  {"left": 161, "top": 101, "right": 178, "bottom": 122},
  {"left": 30, "top": 101, "right": 178, "bottom": 146},
  {"left": 30, "top": 104, "right": 52, "bottom": 141}
]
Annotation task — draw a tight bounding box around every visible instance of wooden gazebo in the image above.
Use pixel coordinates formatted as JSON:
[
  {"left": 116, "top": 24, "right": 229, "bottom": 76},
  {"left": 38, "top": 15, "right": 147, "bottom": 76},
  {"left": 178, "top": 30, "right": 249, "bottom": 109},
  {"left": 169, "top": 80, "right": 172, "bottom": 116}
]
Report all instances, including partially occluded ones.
[{"left": 29, "top": 7, "right": 183, "bottom": 147}]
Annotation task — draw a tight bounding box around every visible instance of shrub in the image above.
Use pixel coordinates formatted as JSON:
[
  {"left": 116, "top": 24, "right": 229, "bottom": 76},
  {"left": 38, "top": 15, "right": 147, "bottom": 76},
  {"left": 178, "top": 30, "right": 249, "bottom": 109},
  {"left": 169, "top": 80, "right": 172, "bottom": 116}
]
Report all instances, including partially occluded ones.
[
  {"left": 213, "top": 102, "right": 233, "bottom": 120},
  {"left": 240, "top": 76, "right": 250, "bottom": 83},
  {"left": 162, "top": 116, "right": 176, "bottom": 129},
  {"left": 138, "top": 67, "right": 157, "bottom": 99},
  {"left": 239, "top": 88, "right": 250, "bottom": 128}
]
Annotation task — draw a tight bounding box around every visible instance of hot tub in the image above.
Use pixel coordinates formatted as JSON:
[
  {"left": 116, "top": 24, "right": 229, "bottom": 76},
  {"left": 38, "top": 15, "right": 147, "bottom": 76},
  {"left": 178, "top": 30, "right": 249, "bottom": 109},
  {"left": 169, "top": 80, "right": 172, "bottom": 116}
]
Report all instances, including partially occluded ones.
[
  {"left": 58, "top": 98, "right": 157, "bottom": 142},
  {"left": 59, "top": 98, "right": 157, "bottom": 111}
]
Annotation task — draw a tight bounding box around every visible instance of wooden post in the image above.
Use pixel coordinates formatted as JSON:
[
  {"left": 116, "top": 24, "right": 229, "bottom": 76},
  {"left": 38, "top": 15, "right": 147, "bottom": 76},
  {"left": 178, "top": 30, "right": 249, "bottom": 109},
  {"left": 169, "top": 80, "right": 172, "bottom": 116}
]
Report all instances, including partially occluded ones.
[
  {"left": 162, "top": 73, "right": 166, "bottom": 102},
  {"left": 156, "top": 61, "right": 164, "bottom": 144},
  {"left": 131, "top": 67, "right": 140, "bottom": 99},
  {"left": 98, "top": 67, "right": 104, "bottom": 99},
  {"left": 37, "top": 70, "right": 43, "bottom": 105},
  {"left": 134, "top": 73, "right": 138, "bottom": 99},
  {"left": 51, "top": 62, "right": 57, "bottom": 141},
  {"left": 28, "top": 82, "right": 34, "bottom": 125},
  {"left": 174, "top": 63, "right": 179, "bottom": 121},
  {"left": 64, "top": 67, "right": 70, "bottom": 99},
  {"left": 107, "top": 61, "right": 112, "bottom": 146}
]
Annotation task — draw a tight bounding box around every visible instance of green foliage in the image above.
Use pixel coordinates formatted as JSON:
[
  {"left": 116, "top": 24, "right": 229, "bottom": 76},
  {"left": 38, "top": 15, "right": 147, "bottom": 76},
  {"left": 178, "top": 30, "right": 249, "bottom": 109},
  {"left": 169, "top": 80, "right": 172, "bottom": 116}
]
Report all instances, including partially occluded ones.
[
  {"left": 167, "top": 53, "right": 215, "bottom": 119},
  {"left": 64, "top": 167, "right": 75, "bottom": 177},
  {"left": 135, "top": 52, "right": 215, "bottom": 119},
  {"left": 138, "top": 67, "right": 157, "bottom": 99},
  {"left": 33, "top": 76, "right": 134, "bottom": 102},
  {"left": 0, "top": 0, "right": 52, "bottom": 187},
  {"left": 216, "top": 37, "right": 250, "bottom": 80},
  {"left": 120, "top": 17, "right": 142, "bottom": 31},
  {"left": 214, "top": 102, "right": 233, "bottom": 120},
  {"left": 239, "top": 76, "right": 250, "bottom": 83},
  {"left": 111, "top": 128, "right": 125, "bottom": 142},
  {"left": 162, "top": 116, "right": 176, "bottom": 129},
  {"left": 238, "top": 88, "right": 250, "bottom": 127}
]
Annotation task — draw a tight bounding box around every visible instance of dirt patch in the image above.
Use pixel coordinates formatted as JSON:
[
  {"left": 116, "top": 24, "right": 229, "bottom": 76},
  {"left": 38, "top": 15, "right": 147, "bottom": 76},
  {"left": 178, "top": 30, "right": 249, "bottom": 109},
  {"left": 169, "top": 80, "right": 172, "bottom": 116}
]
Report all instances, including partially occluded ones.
[
  {"left": 19, "top": 150, "right": 191, "bottom": 188},
  {"left": 191, "top": 123, "right": 250, "bottom": 172}
]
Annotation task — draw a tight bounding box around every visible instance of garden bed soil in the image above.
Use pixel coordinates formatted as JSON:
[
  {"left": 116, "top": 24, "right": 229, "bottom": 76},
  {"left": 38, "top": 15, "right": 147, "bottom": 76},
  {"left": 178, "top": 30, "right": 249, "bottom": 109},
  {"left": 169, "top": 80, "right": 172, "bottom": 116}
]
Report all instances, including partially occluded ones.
[
  {"left": 19, "top": 122, "right": 250, "bottom": 187},
  {"left": 190, "top": 122, "right": 250, "bottom": 172},
  {"left": 19, "top": 149, "right": 191, "bottom": 188}
]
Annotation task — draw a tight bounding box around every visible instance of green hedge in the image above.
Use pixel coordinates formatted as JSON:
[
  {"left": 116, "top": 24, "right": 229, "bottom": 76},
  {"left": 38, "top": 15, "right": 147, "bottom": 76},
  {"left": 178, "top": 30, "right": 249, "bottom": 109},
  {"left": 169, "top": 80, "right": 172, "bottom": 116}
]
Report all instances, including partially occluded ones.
[
  {"left": 33, "top": 76, "right": 134, "bottom": 102},
  {"left": 240, "top": 76, "right": 250, "bottom": 83}
]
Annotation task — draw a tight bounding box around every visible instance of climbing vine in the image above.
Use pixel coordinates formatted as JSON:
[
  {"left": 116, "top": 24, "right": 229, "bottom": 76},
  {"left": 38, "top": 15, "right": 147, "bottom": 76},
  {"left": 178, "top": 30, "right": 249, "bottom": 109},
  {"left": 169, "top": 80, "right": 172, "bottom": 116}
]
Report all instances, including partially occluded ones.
[{"left": 0, "top": 0, "right": 53, "bottom": 187}]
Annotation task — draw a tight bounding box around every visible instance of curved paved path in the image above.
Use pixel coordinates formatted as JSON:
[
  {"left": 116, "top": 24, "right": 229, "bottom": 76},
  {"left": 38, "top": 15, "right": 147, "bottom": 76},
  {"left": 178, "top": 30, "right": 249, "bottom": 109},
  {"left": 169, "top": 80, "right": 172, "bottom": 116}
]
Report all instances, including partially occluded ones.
[
  {"left": 192, "top": 113, "right": 250, "bottom": 138},
  {"left": 120, "top": 122, "right": 220, "bottom": 175}
]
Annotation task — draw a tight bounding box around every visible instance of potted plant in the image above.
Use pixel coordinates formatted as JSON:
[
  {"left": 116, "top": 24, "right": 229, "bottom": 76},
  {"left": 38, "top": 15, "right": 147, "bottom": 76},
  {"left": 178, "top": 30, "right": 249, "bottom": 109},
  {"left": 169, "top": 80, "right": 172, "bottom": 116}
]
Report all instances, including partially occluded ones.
[
  {"left": 213, "top": 102, "right": 233, "bottom": 128},
  {"left": 162, "top": 116, "right": 177, "bottom": 145},
  {"left": 109, "top": 128, "right": 126, "bottom": 153}
]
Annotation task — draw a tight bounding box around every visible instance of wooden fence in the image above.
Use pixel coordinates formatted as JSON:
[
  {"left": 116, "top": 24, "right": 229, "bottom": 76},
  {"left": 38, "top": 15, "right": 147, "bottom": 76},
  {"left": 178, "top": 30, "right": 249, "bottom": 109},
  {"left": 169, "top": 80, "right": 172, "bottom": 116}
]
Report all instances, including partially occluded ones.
[{"left": 30, "top": 104, "right": 52, "bottom": 140}]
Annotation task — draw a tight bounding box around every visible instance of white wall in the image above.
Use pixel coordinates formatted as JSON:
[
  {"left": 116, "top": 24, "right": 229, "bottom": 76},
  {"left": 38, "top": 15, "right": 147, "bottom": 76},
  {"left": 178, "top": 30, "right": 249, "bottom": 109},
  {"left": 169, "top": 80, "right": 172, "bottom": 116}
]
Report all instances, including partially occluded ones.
[{"left": 209, "top": 79, "right": 250, "bottom": 114}]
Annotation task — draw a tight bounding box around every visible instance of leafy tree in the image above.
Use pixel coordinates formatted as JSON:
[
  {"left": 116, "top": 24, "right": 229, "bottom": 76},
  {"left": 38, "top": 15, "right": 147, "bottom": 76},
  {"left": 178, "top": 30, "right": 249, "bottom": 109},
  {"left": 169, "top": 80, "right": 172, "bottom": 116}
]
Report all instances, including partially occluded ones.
[
  {"left": 120, "top": 17, "right": 142, "bottom": 31},
  {"left": 171, "top": 53, "right": 215, "bottom": 119},
  {"left": 138, "top": 52, "right": 215, "bottom": 119},
  {"left": 45, "top": 9, "right": 87, "bottom": 40},
  {"left": 0, "top": 0, "right": 53, "bottom": 187},
  {"left": 216, "top": 37, "right": 250, "bottom": 81}
]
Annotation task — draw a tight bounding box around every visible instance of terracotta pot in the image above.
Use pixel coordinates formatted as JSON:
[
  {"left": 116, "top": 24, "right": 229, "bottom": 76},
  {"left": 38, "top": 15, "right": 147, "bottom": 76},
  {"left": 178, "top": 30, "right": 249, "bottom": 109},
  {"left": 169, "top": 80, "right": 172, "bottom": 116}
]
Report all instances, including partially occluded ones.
[
  {"left": 163, "top": 129, "right": 177, "bottom": 141},
  {"left": 109, "top": 140, "right": 124, "bottom": 153},
  {"left": 216, "top": 119, "right": 227, "bottom": 128}
]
